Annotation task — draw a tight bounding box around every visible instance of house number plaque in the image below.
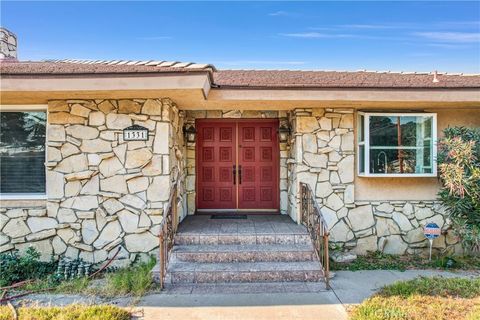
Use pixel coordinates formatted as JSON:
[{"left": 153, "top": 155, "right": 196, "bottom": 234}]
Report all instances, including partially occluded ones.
[{"left": 123, "top": 125, "right": 149, "bottom": 141}]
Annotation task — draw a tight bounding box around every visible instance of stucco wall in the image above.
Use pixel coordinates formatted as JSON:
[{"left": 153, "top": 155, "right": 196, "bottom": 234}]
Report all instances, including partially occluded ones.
[
  {"left": 355, "top": 108, "right": 480, "bottom": 201},
  {"left": 1, "top": 98, "right": 186, "bottom": 265}
]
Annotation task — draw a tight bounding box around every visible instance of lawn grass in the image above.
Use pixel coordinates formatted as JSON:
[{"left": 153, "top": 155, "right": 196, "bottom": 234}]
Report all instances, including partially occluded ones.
[
  {"left": 0, "top": 305, "right": 130, "bottom": 320},
  {"left": 350, "top": 277, "right": 480, "bottom": 320},
  {"left": 331, "top": 251, "right": 480, "bottom": 271}
]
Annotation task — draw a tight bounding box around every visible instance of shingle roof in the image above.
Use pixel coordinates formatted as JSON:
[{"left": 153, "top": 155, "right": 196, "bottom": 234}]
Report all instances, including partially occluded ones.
[
  {"left": 1, "top": 59, "right": 479, "bottom": 89},
  {"left": 0, "top": 59, "right": 216, "bottom": 75},
  {"left": 213, "top": 69, "right": 480, "bottom": 89}
]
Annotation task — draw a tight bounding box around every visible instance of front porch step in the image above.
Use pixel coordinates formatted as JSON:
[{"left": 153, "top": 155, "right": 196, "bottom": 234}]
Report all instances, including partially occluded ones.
[
  {"left": 166, "top": 260, "right": 324, "bottom": 284},
  {"left": 172, "top": 244, "right": 317, "bottom": 263},
  {"left": 175, "top": 233, "right": 311, "bottom": 245}
]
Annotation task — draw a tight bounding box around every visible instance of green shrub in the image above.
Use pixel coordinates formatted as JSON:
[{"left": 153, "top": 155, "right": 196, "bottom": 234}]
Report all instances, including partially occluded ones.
[
  {"left": 438, "top": 126, "right": 480, "bottom": 254},
  {"left": 0, "top": 248, "right": 57, "bottom": 287}
]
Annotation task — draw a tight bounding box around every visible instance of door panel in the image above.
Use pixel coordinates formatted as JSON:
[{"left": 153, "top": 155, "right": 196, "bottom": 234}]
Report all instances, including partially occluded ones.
[
  {"left": 196, "top": 121, "right": 236, "bottom": 209},
  {"left": 238, "top": 120, "right": 279, "bottom": 210},
  {"left": 196, "top": 119, "right": 279, "bottom": 212}
]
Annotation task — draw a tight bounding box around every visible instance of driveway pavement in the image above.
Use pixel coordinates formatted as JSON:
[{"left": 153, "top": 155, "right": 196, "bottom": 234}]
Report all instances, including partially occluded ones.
[{"left": 133, "top": 269, "right": 478, "bottom": 320}]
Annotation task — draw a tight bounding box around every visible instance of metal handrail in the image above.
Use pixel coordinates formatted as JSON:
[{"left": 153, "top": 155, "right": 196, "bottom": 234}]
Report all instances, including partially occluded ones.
[
  {"left": 157, "top": 179, "right": 179, "bottom": 289},
  {"left": 299, "top": 182, "right": 330, "bottom": 289}
]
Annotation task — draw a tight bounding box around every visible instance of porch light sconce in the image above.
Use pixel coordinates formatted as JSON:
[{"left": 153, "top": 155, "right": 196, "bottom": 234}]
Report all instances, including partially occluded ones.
[
  {"left": 278, "top": 123, "right": 290, "bottom": 143},
  {"left": 184, "top": 124, "right": 196, "bottom": 143}
]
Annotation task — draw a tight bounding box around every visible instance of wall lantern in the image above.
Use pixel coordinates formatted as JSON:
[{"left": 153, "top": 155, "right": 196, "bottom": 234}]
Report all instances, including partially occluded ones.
[
  {"left": 278, "top": 123, "right": 290, "bottom": 143},
  {"left": 184, "top": 124, "right": 196, "bottom": 143}
]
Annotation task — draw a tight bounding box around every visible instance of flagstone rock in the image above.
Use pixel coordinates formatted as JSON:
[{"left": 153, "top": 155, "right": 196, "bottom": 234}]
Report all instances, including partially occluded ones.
[
  {"left": 71, "top": 104, "right": 91, "bottom": 117},
  {"left": 102, "top": 199, "right": 124, "bottom": 215},
  {"left": 80, "top": 139, "right": 112, "bottom": 153},
  {"left": 82, "top": 219, "right": 99, "bottom": 245},
  {"left": 297, "top": 117, "right": 319, "bottom": 133},
  {"left": 348, "top": 205, "right": 374, "bottom": 231},
  {"left": 52, "top": 236, "right": 67, "bottom": 255},
  {"left": 27, "top": 217, "right": 57, "bottom": 233},
  {"left": 329, "top": 220, "right": 354, "bottom": 242},
  {"left": 81, "top": 175, "right": 100, "bottom": 195},
  {"left": 302, "top": 134, "right": 317, "bottom": 153},
  {"left": 93, "top": 221, "right": 122, "bottom": 249},
  {"left": 3, "top": 219, "right": 30, "bottom": 238},
  {"left": 125, "top": 148, "right": 152, "bottom": 169},
  {"left": 325, "top": 193, "right": 343, "bottom": 211},
  {"left": 101, "top": 176, "right": 128, "bottom": 194},
  {"left": 303, "top": 153, "right": 327, "bottom": 168},
  {"left": 99, "top": 157, "right": 124, "bottom": 177},
  {"left": 127, "top": 177, "right": 149, "bottom": 193},
  {"left": 48, "top": 125, "right": 66, "bottom": 141},
  {"left": 416, "top": 207, "right": 435, "bottom": 220},
  {"left": 118, "top": 100, "right": 141, "bottom": 114},
  {"left": 338, "top": 155, "right": 354, "bottom": 183},
  {"left": 382, "top": 235, "right": 408, "bottom": 255},
  {"left": 119, "top": 194, "right": 146, "bottom": 210},
  {"left": 57, "top": 208, "right": 77, "bottom": 223},
  {"left": 142, "top": 99, "right": 163, "bottom": 115},
  {"left": 106, "top": 113, "right": 132, "bottom": 129},
  {"left": 124, "top": 232, "right": 158, "bottom": 252},
  {"left": 56, "top": 154, "right": 88, "bottom": 173},
  {"left": 153, "top": 122, "right": 169, "bottom": 154},
  {"left": 66, "top": 125, "right": 99, "bottom": 140},
  {"left": 60, "top": 143, "right": 80, "bottom": 157},
  {"left": 71, "top": 196, "right": 99, "bottom": 211},
  {"left": 147, "top": 176, "right": 170, "bottom": 202},
  {"left": 392, "top": 211, "right": 413, "bottom": 232},
  {"left": 118, "top": 210, "right": 140, "bottom": 233}
]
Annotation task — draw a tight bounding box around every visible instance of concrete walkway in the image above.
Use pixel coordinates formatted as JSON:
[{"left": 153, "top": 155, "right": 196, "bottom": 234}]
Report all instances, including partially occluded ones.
[{"left": 134, "top": 269, "right": 478, "bottom": 320}]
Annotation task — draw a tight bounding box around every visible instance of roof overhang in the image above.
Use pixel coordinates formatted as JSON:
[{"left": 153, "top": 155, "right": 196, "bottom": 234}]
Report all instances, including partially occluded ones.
[
  {"left": 1, "top": 73, "right": 479, "bottom": 110},
  {"left": 0, "top": 72, "right": 212, "bottom": 104}
]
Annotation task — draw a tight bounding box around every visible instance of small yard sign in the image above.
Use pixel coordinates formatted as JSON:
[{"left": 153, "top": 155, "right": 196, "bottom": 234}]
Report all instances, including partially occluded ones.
[
  {"left": 424, "top": 222, "right": 441, "bottom": 260},
  {"left": 123, "top": 125, "right": 149, "bottom": 141}
]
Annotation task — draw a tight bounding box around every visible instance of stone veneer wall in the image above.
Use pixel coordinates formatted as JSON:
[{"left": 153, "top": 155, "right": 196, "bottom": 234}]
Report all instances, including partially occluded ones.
[
  {"left": 0, "top": 98, "right": 186, "bottom": 264},
  {"left": 184, "top": 110, "right": 289, "bottom": 215},
  {"left": 289, "top": 108, "right": 460, "bottom": 255}
]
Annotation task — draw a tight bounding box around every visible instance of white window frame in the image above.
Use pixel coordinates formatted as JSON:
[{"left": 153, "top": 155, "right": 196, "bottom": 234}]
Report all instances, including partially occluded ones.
[
  {"left": 0, "top": 105, "right": 48, "bottom": 200},
  {"left": 357, "top": 112, "right": 437, "bottom": 178}
]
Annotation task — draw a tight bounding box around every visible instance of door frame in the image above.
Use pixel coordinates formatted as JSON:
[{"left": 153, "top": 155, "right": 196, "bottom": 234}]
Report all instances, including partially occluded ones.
[{"left": 195, "top": 118, "right": 280, "bottom": 214}]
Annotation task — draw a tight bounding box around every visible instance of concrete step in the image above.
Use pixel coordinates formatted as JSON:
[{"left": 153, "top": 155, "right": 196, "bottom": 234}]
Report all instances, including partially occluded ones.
[
  {"left": 162, "top": 281, "right": 328, "bottom": 295},
  {"left": 166, "top": 260, "right": 323, "bottom": 284},
  {"left": 172, "top": 244, "right": 317, "bottom": 263},
  {"left": 175, "top": 232, "right": 311, "bottom": 245}
]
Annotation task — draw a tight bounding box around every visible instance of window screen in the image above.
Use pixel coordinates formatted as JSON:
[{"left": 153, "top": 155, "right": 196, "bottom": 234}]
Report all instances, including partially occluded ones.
[{"left": 0, "top": 111, "right": 46, "bottom": 194}]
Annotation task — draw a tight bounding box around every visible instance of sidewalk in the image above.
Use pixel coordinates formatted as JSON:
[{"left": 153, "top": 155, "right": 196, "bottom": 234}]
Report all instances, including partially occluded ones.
[{"left": 134, "top": 269, "right": 477, "bottom": 320}]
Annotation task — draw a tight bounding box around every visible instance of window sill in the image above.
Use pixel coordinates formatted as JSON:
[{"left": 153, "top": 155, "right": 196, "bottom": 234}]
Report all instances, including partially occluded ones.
[
  {"left": 357, "top": 173, "right": 437, "bottom": 178},
  {"left": 0, "top": 194, "right": 47, "bottom": 200}
]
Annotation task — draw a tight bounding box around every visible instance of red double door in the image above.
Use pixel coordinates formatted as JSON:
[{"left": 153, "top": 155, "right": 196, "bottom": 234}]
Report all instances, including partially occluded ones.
[{"left": 196, "top": 119, "right": 280, "bottom": 212}]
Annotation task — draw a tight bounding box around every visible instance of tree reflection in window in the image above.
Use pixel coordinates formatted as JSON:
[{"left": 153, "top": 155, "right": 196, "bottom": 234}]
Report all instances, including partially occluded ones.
[{"left": 0, "top": 112, "right": 46, "bottom": 194}]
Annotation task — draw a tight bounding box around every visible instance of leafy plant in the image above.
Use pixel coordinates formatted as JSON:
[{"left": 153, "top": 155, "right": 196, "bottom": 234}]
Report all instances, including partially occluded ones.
[
  {"left": 437, "top": 126, "right": 480, "bottom": 254},
  {"left": 0, "top": 248, "right": 57, "bottom": 287}
]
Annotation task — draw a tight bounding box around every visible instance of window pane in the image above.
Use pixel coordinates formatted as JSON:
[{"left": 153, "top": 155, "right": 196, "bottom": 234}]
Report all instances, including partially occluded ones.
[
  {"left": 370, "top": 149, "right": 420, "bottom": 174},
  {"left": 367, "top": 114, "right": 434, "bottom": 174},
  {"left": 0, "top": 112, "right": 46, "bottom": 194},
  {"left": 358, "top": 115, "right": 365, "bottom": 142},
  {"left": 358, "top": 145, "right": 365, "bottom": 174}
]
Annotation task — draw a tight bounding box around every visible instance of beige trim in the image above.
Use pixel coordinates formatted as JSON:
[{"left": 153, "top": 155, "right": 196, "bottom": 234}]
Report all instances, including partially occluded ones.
[
  {"left": 209, "top": 88, "right": 480, "bottom": 102},
  {"left": 0, "top": 104, "right": 47, "bottom": 111},
  {"left": 1, "top": 74, "right": 211, "bottom": 96}
]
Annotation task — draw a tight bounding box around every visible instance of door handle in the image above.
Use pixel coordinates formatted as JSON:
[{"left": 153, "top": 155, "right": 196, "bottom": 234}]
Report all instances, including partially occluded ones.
[
  {"left": 233, "top": 165, "right": 236, "bottom": 185},
  {"left": 238, "top": 165, "right": 242, "bottom": 184}
]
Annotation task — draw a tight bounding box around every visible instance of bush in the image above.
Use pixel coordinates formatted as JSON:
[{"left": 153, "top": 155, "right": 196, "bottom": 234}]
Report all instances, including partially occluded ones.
[
  {"left": 0, "top": 248, "right": 57, "bottom": 287},
  {"left": 438, "top": 127, "right": 480, "bottom": 254}
]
